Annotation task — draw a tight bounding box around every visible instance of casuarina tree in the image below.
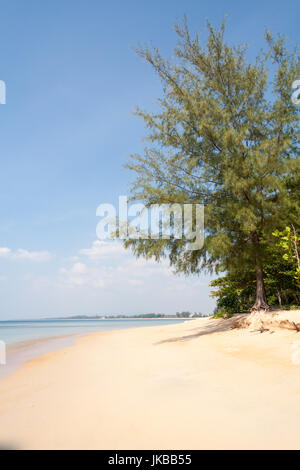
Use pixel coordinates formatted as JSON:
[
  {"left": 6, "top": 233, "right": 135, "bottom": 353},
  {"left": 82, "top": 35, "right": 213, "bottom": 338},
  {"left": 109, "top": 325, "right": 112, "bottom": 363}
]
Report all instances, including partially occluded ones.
[{"left": 125, "top": 19, "right": 300, "bottom": 311}]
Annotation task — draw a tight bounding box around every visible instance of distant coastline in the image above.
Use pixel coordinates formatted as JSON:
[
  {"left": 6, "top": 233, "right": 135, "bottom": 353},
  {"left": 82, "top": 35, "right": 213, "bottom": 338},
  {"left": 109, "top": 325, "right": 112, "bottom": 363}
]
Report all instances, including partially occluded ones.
[{"left": 46, "top": 312, "right": 208, "bottom": 320}]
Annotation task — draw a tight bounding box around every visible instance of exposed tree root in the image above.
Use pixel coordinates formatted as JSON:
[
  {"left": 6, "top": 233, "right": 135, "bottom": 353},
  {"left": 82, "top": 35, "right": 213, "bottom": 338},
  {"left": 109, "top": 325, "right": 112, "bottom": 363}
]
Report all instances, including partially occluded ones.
[
  {"left": 231, "top": 311, "right": 300, "bottom": 333},
  {"left": 250, "top": 300, "right": 270, "bottom": 312},
  {"left": 251, "top": 326, "right": 270, "bottom": 334}
]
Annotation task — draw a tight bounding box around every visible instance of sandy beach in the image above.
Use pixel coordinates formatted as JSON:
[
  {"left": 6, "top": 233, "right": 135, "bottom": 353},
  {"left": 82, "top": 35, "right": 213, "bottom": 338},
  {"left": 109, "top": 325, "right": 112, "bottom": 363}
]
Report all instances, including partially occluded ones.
[{"left": 1, "top": 315, "right": 300, "bottom": 450}]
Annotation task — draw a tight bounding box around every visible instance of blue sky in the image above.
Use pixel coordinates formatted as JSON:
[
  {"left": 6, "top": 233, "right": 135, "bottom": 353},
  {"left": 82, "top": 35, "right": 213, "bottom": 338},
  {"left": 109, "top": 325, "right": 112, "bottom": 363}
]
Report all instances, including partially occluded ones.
[{"left": 0, "top": 0, "right": 299, "bottom": 319}]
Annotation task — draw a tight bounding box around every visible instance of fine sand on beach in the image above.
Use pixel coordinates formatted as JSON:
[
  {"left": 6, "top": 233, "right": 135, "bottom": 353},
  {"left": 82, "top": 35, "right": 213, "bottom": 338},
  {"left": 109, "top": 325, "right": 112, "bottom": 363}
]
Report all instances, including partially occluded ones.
[{"left": 1, "top": 315, "right": 300, "bottom": 450}]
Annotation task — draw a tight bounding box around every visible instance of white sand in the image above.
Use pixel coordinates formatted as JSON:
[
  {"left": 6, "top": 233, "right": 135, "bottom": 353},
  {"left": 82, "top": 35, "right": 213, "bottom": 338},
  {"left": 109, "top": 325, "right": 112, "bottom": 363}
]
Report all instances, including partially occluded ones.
[{"left": 1, "top": 315, "right": 300, "bottom": 450}]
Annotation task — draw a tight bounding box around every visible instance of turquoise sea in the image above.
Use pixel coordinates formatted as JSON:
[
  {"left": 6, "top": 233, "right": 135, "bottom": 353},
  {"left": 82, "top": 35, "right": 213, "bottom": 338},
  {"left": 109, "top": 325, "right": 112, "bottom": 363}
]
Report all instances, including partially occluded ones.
[
  {"left": 0, "top": 318, "right": 188, "bottom": 380},
  {"left": 0, "top": 318, "right": 186, "bottom": 345}
]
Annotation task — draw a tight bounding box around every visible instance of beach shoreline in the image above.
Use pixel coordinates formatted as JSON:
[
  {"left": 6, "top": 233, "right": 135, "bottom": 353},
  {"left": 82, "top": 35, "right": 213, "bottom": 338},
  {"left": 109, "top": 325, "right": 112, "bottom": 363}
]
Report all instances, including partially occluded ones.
[
  {"left": 0, "top": 334, "right": 78, "bottom": 381},
  {"left": 0, "top": 318, "right": 190, "bottom": 381},
  {"left": 1, "top": 315, "right": 300, "bottom": 449}
]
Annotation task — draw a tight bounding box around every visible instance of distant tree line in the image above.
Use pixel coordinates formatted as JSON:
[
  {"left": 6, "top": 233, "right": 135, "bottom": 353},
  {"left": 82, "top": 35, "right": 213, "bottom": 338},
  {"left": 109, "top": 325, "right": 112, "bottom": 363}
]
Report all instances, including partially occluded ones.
[{"left": 65, "top": 313, "right": 206, "bottom": 319}]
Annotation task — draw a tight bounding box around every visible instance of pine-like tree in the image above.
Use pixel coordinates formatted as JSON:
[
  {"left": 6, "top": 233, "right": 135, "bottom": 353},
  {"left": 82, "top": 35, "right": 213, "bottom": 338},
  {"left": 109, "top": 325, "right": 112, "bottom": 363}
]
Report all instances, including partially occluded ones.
[{"left": 125, "top": 19, "right": 300, "bottom": 311}]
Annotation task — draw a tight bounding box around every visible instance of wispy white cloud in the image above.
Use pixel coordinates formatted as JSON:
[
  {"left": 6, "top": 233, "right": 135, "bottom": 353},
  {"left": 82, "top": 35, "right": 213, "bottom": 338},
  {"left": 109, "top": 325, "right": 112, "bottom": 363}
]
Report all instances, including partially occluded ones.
[
  {"left": 0, "top": 247, "right": 11, "bottom": 257},
  {"left": 59, "top": 262, "right": 107, "bottom": 288},
  {"left": 0, "top": 247, "right": 52, "bottom": 262},
  {"left": 2, "top": 240, "right": 214, "bottom": 317},
  {"left": 60, "top": 240, "right": 187, "bottom": 291},
  {"left": 79, "top": 240, "right": 126, "bottom": 260}
]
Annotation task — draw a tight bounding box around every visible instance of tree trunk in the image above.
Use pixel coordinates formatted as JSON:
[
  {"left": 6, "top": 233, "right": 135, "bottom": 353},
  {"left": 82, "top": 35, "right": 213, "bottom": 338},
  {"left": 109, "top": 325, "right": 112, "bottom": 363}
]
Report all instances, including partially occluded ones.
[
  {"left": 251, "top": 262, "right": 269, "bottom": 310},
  {"left": 251, "top": 232, "right": 269, "bottom": 311},
  {"left": 291, "top": 225, "right": 300, "bottom": 274},
  {"left": 251, "top": 261, "right": 269, "bottom": 311},
  {"left": 277, "top": 286, "right": 282, "bottom": 307}
]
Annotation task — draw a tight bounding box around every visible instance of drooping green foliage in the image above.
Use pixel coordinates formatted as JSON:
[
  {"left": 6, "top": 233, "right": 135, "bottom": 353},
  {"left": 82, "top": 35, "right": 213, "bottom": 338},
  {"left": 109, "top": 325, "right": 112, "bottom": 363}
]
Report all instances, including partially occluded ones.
[
  {"left": 211, "top": 270, "right": 255, "bottom": 315},
  {"left": 125, "top": 18, "right": 300, "bottom": 310}
]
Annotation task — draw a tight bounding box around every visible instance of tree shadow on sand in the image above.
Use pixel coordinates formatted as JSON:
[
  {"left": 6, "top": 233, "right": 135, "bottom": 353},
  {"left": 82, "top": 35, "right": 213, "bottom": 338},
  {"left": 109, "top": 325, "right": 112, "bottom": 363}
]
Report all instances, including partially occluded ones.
[{"left": 155, "top": 315, "right": 246, "bottom": 345}]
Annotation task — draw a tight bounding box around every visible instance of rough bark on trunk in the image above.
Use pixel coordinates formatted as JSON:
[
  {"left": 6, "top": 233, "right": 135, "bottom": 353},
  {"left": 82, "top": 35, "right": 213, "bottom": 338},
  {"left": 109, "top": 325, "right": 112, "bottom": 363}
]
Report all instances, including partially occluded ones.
[
  {"left": 251, "top": 233, "right": 269, "bottom": 311},
  {"left": 251, "top": 261, "right": 269, "bottom": 311}
]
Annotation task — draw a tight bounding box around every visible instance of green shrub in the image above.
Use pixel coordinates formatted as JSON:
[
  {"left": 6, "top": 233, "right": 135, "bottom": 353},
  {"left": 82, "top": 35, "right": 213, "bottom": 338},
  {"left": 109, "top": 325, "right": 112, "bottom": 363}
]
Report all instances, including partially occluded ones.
[{"left": 212, "top": 310, "right": 233, "bottom": 319}]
